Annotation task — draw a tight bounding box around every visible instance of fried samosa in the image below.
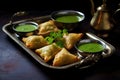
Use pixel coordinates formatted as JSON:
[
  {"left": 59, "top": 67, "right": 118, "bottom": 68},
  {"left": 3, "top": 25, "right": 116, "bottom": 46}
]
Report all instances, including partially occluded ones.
[
  {"left": 63, "top": 33, "right": 83, "bottom": 50},
  {"left": 35, "top": 43, "right": 61, "bottom": 62},
  {"left": 38, "top": 20, "right": 59, "bottom": 36},
  {"left": 53, "top": 48, "right": 80, "bottom": 66},
  {"left": 22, "top": 35, "right": 48, "bottom": 49}
]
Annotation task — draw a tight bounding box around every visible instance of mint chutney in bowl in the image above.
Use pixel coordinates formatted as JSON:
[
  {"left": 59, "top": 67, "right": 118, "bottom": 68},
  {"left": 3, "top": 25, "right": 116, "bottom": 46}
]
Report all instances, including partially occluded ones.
[
  {"left": 51, "top": 10, "right": 85, "bottom": 31},
  {"left": 75, "top": 39, "right": 106, "bottom": 57},
  {"left": 13, "top": 21, "right": 38, "bottom": 37}
]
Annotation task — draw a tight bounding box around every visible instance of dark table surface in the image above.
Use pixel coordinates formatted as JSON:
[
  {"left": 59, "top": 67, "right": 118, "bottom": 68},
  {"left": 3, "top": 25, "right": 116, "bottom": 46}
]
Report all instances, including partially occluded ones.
[{"left": 0, "top": 10, "right": 120, "bottom": 80}]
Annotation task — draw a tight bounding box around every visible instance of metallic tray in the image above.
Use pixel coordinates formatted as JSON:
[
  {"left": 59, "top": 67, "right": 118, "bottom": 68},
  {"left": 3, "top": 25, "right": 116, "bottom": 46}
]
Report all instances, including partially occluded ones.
[{"left": 2, "top": 15, "right": 116, "bottom": 69}]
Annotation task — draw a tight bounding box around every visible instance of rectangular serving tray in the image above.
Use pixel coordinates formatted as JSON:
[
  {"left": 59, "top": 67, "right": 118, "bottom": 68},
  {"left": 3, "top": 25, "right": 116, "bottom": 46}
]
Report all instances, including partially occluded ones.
[{"left": 2, "top": 15, "right": 116, "bottom": 69}]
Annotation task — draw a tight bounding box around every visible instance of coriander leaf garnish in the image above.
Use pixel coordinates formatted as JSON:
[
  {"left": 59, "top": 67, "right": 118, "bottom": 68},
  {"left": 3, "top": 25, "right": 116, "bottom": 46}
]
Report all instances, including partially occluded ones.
[
  {"left": 56, "top": 40, "right": 64, "bottom": 48},
  {"left": 63, "top": 29, "right": 68, "bottom": 34},
  {"left": 45, "top": 36, "right": 54, "bottom": 44},
  {"left": 45, "top": 29, "right": 68, "bottom": 47}
]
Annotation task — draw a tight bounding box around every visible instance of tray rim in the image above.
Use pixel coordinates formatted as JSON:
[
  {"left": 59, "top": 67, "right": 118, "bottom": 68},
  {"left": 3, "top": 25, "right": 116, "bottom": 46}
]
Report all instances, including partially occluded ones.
[{"left": 2, "top": 15, "right": 116, "bottom": 69}]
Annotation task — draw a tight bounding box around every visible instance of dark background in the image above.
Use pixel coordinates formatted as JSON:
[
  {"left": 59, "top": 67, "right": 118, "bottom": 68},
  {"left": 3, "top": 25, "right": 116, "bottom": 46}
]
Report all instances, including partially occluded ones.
[{"left": 0, "top": 0, "right": 119, "bottom": 16}]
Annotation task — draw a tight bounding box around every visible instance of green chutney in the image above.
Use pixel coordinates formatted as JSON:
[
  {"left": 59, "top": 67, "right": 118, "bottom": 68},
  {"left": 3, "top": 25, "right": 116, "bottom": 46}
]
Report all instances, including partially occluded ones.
[
  {"left": 78, "top": 43, "right": 104, "bottom": 53},
  {"left": 55, "top": 15, "right": 83, "bottom": 23},
  {"left": 15, "top": 24, "right": 37, "bottom": 32}
]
